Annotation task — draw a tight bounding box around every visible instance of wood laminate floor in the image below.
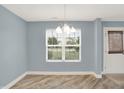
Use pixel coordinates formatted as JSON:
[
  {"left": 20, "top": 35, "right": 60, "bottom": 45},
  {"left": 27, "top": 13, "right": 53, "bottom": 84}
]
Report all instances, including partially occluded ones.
[{"left": 10, "top": 74, "right": 124, "bottom": 89}]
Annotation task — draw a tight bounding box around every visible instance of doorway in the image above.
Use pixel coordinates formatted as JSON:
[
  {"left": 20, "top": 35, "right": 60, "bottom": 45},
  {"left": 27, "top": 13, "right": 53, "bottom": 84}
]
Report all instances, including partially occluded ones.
[{"left": 104, "top": 27, "right": 124, "bottom": 73}]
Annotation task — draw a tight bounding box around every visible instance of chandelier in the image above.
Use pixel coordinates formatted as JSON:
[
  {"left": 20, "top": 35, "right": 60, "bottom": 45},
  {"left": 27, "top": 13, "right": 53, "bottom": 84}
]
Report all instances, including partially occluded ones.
[{"left": 55, "top": 5, "right": 76, "bottom": 34}]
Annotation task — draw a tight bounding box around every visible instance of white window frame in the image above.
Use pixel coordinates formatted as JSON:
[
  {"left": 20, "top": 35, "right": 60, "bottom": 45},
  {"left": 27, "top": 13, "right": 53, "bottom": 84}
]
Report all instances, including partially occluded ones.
[{"left": 46, "top": 29, "right": 81, "bottom": 62}]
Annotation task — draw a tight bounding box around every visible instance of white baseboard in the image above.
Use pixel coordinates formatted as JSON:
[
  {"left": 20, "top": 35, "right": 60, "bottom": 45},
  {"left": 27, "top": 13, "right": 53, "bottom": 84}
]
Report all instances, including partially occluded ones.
[
  {"left": 95, "top": 74, "right": 102, "bottom": 78},
  {"left": 2, "top": 72, "right": 27, "bottom": 89},
  {"left": 27, "top": 71, "right": 95, "bottom": 75},
  {"left": 27, "top": 71, "right": 102, "bottom": 78}
]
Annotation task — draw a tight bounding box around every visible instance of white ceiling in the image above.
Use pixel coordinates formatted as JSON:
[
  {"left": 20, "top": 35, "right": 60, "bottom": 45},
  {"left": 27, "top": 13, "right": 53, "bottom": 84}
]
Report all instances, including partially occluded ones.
[{"left": 2, "top": 4, "right": 124, "bottom": 21}]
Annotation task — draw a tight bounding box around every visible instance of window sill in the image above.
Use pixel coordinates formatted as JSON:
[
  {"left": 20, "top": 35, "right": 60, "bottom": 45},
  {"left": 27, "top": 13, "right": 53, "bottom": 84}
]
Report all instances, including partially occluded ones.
[{"left": 46, "top": 60, "right": 81, "bottom": 63}]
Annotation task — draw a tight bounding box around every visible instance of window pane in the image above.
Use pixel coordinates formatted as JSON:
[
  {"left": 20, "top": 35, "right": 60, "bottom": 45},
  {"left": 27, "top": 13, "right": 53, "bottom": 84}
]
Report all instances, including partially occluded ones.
[
  {"left": 65, "top": 46, "right": 79, "bottom": 60},
  {"left": 48, "top": 37, "right": 62, "bottom": 45},
  {"left": 48, "top": 46, "right": 62, "bottom": 60},
  {"left": 66, "top": 37, "right": 79, "bottom": 45},
  {"left": 108, "top": 31, "right": 123, "bottom": 53},
  {"left": 65, "top": 29, "right": 80, "bottom": 45},
  {"left": 47, "top": 29, "right": 62, "bottom": 45}
]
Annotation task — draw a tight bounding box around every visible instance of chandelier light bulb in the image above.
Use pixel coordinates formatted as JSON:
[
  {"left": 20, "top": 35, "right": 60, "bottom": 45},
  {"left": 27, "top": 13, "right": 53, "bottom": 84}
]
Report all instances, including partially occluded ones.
[
  {"left": 55, "top": 26, "right": 62, "bottom": 33},
  {"left": 63, "top": 24, "right": 71, "bottom": 34},
  {"left": 71, "top": 27, "right": 76, "bottom": 33}
]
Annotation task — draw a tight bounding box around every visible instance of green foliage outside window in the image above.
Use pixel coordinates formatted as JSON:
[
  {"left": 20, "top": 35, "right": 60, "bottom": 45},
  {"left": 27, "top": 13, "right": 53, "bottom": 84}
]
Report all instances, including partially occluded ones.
[{"left": 48, "top": 37, "right": 59, "bottom": 45}]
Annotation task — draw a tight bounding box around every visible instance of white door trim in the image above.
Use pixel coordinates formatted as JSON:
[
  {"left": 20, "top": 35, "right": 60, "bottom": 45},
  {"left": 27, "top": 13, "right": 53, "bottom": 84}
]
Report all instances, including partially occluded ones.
[{"left": 103, "top": 27, "right": 124, "bottom": 74}]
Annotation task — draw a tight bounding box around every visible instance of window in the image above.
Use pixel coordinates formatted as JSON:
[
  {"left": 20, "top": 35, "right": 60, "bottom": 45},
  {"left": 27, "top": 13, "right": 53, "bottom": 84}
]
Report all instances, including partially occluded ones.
[
  {"left": 108, "top": 31, "right": 123, "bottom": 54},
  {"left": 46, "top": 25, "right": 81, "bottom": 62}
]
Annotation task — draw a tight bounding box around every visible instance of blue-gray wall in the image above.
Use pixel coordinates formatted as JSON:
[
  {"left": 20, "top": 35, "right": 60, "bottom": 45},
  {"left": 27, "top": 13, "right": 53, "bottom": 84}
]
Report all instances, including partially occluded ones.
[
  {"left": 103, "top": 21, "right": 124, "bottom": 27},
  {"left": 27, "top": 21, "right": 98, "bottom": 72},
  {"left": 94, "top": 19, "right": 103, "bottom": 74},
  {"left": 0, "top": 6, "right": 27, "bottom": 88}
]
